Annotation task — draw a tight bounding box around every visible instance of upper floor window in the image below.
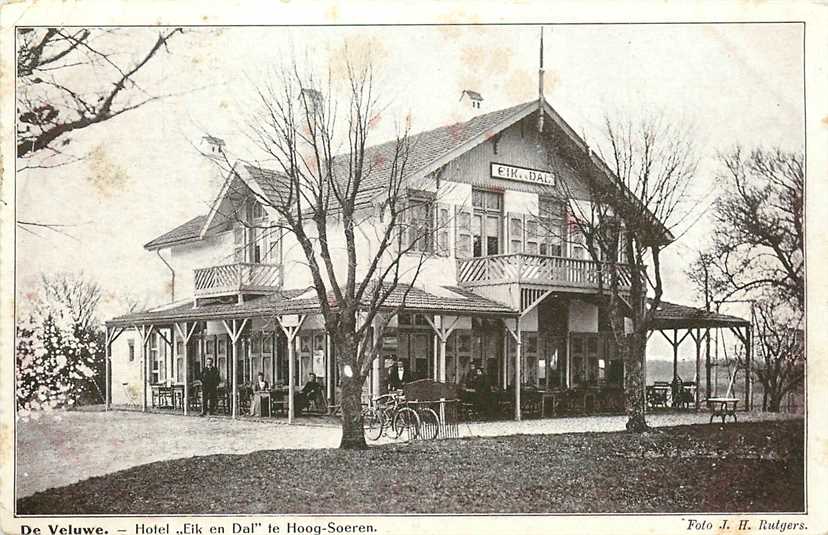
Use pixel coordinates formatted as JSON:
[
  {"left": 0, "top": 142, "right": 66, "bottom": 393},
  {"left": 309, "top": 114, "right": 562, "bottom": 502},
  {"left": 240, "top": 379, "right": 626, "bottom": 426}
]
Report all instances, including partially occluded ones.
[
  {"left": 471, "top": 189, "right": 503, "bottom": 257},
  {"left": 401, "top": 190, "right": 448, "bottom": 256},
  {"left": 538, "top": 197, "right": 564, "bottom": 257}
]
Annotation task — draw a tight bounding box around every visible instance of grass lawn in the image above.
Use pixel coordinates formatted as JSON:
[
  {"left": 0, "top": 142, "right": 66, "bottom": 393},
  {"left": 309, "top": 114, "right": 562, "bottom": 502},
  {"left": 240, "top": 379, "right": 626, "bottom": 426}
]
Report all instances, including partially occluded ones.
[{"left": 17, "top": 419, "right": 803, "bottom": 515}]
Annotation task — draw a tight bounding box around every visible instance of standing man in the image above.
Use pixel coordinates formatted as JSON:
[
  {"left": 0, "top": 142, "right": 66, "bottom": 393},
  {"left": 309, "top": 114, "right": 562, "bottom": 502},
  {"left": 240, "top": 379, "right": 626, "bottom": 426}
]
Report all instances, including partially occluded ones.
[{"left": 200, "top": 357, "right": 220, "bottom": 416}]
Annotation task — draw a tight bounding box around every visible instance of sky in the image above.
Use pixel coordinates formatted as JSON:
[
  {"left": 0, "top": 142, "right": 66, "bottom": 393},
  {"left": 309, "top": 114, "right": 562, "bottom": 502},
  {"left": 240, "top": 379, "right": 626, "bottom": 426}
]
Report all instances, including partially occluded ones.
[{"left": 15, "top": 24, "right": 804, "bottom": 364}]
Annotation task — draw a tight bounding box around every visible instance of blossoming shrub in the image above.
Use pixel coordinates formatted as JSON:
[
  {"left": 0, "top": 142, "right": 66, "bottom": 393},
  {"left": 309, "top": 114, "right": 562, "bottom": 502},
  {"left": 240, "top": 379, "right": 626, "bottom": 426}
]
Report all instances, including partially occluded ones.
[{"left": 16, "top": 313, "right": 104, "bottom": 415}]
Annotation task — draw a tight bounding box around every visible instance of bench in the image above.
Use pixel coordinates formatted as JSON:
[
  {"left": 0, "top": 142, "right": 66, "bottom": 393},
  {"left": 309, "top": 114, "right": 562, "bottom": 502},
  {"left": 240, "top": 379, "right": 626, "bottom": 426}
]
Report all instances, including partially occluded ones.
[{"left": 706, "top": 397, "right": 739, "bottom": 424}]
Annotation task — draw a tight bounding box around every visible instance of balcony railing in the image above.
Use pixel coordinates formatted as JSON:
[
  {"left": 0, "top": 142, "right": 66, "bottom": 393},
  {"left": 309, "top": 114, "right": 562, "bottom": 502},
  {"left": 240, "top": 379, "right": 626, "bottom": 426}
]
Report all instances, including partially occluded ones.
[
  {"left": 457, "top": 254, "right": 634, "bottom": 291},
  {"left": 193, "top": 263, "right": 282, "bottom": 299}
]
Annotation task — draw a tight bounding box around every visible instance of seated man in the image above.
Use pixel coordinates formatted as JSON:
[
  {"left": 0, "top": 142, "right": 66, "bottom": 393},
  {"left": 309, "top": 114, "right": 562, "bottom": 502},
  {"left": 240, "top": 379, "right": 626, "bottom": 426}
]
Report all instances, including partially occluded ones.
[
  {"left": 249, "top": 372, "right": 270, "bottom": 416},
  {"left": 294, "top": 372, "right": 323, "bottom": 413}
]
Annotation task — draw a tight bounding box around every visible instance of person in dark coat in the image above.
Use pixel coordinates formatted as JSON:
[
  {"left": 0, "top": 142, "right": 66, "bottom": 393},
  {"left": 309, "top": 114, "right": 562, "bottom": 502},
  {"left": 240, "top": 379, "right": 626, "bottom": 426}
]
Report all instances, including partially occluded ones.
[
  {"left": 200, "top": 357, "right": 221, "bottom": 416},
  {"left": 295, "top": 372, "right": 323, "bottom": 413},
  {"left": 386, "top": 360, "right": 410, "bottom": 391}
]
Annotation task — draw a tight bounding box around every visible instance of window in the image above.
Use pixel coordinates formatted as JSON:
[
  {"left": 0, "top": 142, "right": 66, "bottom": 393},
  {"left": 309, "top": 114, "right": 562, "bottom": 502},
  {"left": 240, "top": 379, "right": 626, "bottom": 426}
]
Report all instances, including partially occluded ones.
[
  {"left": 538, "top": 197, "right": 564, "bottom": 257},
  {"left": 409, "top": 199, "right": 433, "bottom": 253},
  {"left": 263, "top": 335, "right": 273, "bottom": 354},
  {"left": 128, "top": 339, "right": 135, "bottom": 362},
  {"left": 218, "top": 339, "right": 226, "bottom": 355},
  {"left": 471, "top": 189, "right": 503, "bottom": 257},
  {"left": 455, "top": 208, "right": 473, "bottom": 258},
  {"left": 176, "top": 340, "right": 183, "bottom": 355},
  {"left": 206, "top": 340, "right": 215, "bottom": 355},
  {"left": 509, "top": 217, "right": 523, "bottom": 253}
]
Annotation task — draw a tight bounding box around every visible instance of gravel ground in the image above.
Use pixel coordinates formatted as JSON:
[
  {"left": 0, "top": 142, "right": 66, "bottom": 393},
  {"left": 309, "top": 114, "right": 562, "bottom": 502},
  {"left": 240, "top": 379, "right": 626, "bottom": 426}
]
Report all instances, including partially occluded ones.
[
  {"left": 15, "top": 407, "right": 800, "bottom": 499},
  {"left": 17, "top": 419, "right": 804, "bottom": 514}
]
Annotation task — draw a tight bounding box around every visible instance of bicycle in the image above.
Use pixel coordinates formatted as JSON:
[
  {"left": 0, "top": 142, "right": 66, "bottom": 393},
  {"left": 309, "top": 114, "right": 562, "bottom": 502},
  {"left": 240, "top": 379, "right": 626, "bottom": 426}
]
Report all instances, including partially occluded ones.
[{"left": 363, "top": 391, "right": 420, "bottom": 441}]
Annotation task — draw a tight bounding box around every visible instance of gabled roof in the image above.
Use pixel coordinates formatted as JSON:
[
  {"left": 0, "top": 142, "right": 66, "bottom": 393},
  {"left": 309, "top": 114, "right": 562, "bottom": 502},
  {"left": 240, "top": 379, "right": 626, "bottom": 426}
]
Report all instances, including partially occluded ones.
[
  {"left": 106, "top": 284, "right": 516, "bottom": 327},
  {"left": 147, "top": 98, "right": 672, "bottom": 250}
]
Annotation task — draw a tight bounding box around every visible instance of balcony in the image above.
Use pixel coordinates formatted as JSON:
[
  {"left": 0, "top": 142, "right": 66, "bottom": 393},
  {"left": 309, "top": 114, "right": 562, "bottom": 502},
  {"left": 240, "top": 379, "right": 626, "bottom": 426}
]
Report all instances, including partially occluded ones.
[
  {"left": 457, "top": 254, "right": 634, "bottom": 293},
  {"left": 193, "top": 263, "right": 282, "bottom": 301}
]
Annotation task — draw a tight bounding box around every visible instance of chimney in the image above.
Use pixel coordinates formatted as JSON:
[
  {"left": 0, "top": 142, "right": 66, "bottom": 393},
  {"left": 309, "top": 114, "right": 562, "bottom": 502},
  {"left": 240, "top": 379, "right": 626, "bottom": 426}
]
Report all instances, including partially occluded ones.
[{"left": 459, "top": 89, "right": 484, "bottom": 115}]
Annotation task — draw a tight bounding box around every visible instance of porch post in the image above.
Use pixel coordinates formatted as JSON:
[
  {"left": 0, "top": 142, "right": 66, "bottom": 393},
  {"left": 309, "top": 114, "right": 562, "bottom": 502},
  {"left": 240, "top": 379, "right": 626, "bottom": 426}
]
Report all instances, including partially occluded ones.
[
  {"left": 694, "top": 329, "right": 702, "bottom": 411},
  {"left": 183, "top": 335, "right": 189, "bottom": 415},
  {"left": 672, "top": 329, "right": 679, "bottom": 385},
  {"left": 143, "top": 333, "right": 148, "bottom": 412},
  {"left": 104, "top": 328, "right": 111, "bottom": 411},
  {"left": 705, "top": 327, "right": 712, "bottom": 400},
  {"left": 276, "top": 314, "right": 306, "bottom": 425},
  {"left": 231, "top": 321, "right": 238, "bottom": 419},
  {"left": 515, "top": 318, "right": 522, "bottom": 422},
  {"left": 744, "top": 325, "right": 752, "bottom": 410},
  {"left": 288, "top": 335, "right": 295, "bottom": 422}
]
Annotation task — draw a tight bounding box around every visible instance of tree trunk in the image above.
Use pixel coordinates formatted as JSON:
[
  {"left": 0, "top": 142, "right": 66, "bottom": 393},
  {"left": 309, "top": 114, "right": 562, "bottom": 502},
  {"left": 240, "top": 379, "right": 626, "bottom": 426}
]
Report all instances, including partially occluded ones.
[
  {"left": 768, "top": 389, "right": 783, "bottom": 413},
  {"left": 623, "top": 332, "right": 649, "bottom": 432},
  {"left": 338, "top": 374, "right": 368, "bottom": 449}
]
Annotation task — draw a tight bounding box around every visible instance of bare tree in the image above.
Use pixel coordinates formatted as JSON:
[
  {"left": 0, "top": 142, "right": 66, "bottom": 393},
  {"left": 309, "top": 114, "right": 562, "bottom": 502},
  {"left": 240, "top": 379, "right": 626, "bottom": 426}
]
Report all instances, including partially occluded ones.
[
  {"left": 737, "top": 301, "right": 803, "bottom": 412},
  {"left": 540, "top": 113, "right": 698, "bottom": 432},
  {"left": 37, "top": 272, "right": 103, "bottom": 332},
  {"left": 218, "top": 54, "right": 448, "bottom": 449},
  {"left": 699, "top": 148, "right": 804, "bottom": 310},
  {"left": 16, "top": 27, "right": 183, "bottom": 165}
]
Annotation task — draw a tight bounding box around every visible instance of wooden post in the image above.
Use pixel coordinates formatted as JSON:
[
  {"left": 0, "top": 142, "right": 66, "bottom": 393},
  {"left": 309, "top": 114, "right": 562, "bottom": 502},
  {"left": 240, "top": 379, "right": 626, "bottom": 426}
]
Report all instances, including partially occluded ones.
[
  {"left": 175, "top": 322, "right": 198, "bottom": 416},
  {"left": 424, "top": 315, "right": 459, "bottom": 385},
  {"left": 135, "top": 325, "right": 154, "bottom": 412},
  {"left": 105, "top": 328, "right": 111, "bottom": 411},
  {"left": 103, "top": 326, "right": 125, "bottom": 411},
  {"left": 222, "top": 318, "right": 249, "bottom": 419},
  {"left": 276, "top": 314, "right": 307, "bottom": 424},
  {"left": 744, "top": 325, "right": 752, "bottom": 411},
  {"left": 503, "top": 318, "right": 522, "bottom": 422}
]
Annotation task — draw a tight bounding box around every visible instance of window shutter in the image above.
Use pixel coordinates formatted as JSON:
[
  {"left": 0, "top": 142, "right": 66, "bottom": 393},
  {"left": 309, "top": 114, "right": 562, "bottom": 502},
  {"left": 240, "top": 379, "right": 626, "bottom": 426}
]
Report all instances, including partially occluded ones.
[
  {"left": 435, "top": 202, "right": 450, "bottom": 256},
  {"left": 397, "top": 200, "right": 410, "bottom": 251},
  {"left": 233, "top": 224, "right": 245, "bottom": 263},
  {"left": 454, "top": 205, "right": 473, "bottom": 258}
]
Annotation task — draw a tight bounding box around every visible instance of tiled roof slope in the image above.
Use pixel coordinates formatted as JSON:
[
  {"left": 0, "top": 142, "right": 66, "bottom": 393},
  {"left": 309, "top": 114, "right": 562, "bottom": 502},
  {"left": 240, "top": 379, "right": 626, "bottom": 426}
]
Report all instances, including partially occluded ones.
[
  {"left": 144, "top": 215, "right": 208, "bottom": 250},
  {"left": 145, "top": 102, "right": 535, "bottom": 248},
  {"left": 243, "top": 100, "right": 535, "bottom": 210},
  {"left": 650, "top": 300, "right": 749, "bottom": 330},
  {"left": 107, "top": 284, "right": 516, "bottom": 326}
]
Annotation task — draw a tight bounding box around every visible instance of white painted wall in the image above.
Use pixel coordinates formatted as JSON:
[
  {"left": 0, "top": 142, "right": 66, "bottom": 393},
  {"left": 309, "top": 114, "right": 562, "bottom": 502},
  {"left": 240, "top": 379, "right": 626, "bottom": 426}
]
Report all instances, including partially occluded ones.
[{"left": 110, "top": 332, "right": 143, "bottom": 405}]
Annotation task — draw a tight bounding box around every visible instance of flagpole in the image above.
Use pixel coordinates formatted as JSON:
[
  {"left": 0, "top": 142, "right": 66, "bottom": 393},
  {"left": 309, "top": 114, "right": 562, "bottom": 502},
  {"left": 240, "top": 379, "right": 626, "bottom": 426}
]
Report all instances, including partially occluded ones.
[{"left": 538, "top": 26, "right": 545, "bottom": 133}]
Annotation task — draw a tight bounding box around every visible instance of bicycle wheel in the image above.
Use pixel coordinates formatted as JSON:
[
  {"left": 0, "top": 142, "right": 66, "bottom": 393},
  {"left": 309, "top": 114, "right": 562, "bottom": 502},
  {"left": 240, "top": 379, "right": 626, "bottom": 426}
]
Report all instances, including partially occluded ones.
[
  {"left": 392, "top": 407, "right": 420, "bottom": 441},
  {"left": 417, "top": 407, "right": 440, "bottom": 440},
  {"left": 363, "top": 407, "right": 383, "bottom": 441}
]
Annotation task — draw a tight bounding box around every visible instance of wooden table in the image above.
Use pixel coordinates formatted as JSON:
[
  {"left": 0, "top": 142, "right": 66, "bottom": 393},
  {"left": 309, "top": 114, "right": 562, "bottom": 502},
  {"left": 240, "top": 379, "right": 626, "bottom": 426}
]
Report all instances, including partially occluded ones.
[{"left": 706, "top": 397, "right": 739, "bottom": 424}]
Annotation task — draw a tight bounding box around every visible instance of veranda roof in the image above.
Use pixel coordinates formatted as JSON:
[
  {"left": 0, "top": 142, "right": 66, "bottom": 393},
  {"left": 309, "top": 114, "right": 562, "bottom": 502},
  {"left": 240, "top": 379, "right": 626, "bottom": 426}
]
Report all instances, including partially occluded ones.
[
  {"left": 106, "top": 284, "right": 517, "bottom": 327},
  {"left": 649, "top": 300, "right": 750, "bottom": 331}
]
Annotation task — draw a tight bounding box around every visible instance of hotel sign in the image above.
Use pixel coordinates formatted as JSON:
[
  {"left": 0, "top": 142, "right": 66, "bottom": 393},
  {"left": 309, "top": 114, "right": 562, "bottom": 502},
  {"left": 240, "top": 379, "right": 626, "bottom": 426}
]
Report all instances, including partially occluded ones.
[{"left": 490, "top": 162, "right": 555, "bottom": 186}]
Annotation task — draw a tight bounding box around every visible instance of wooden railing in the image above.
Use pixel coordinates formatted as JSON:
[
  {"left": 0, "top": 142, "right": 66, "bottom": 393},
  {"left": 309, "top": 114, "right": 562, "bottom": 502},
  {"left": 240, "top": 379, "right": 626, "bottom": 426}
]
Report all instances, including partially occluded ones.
[
  {"left": 193, "top": 263, "right": 282, "bottom": 298},
  {"left": 457, "top": 254, "right": 636, "bottom": 291}
]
